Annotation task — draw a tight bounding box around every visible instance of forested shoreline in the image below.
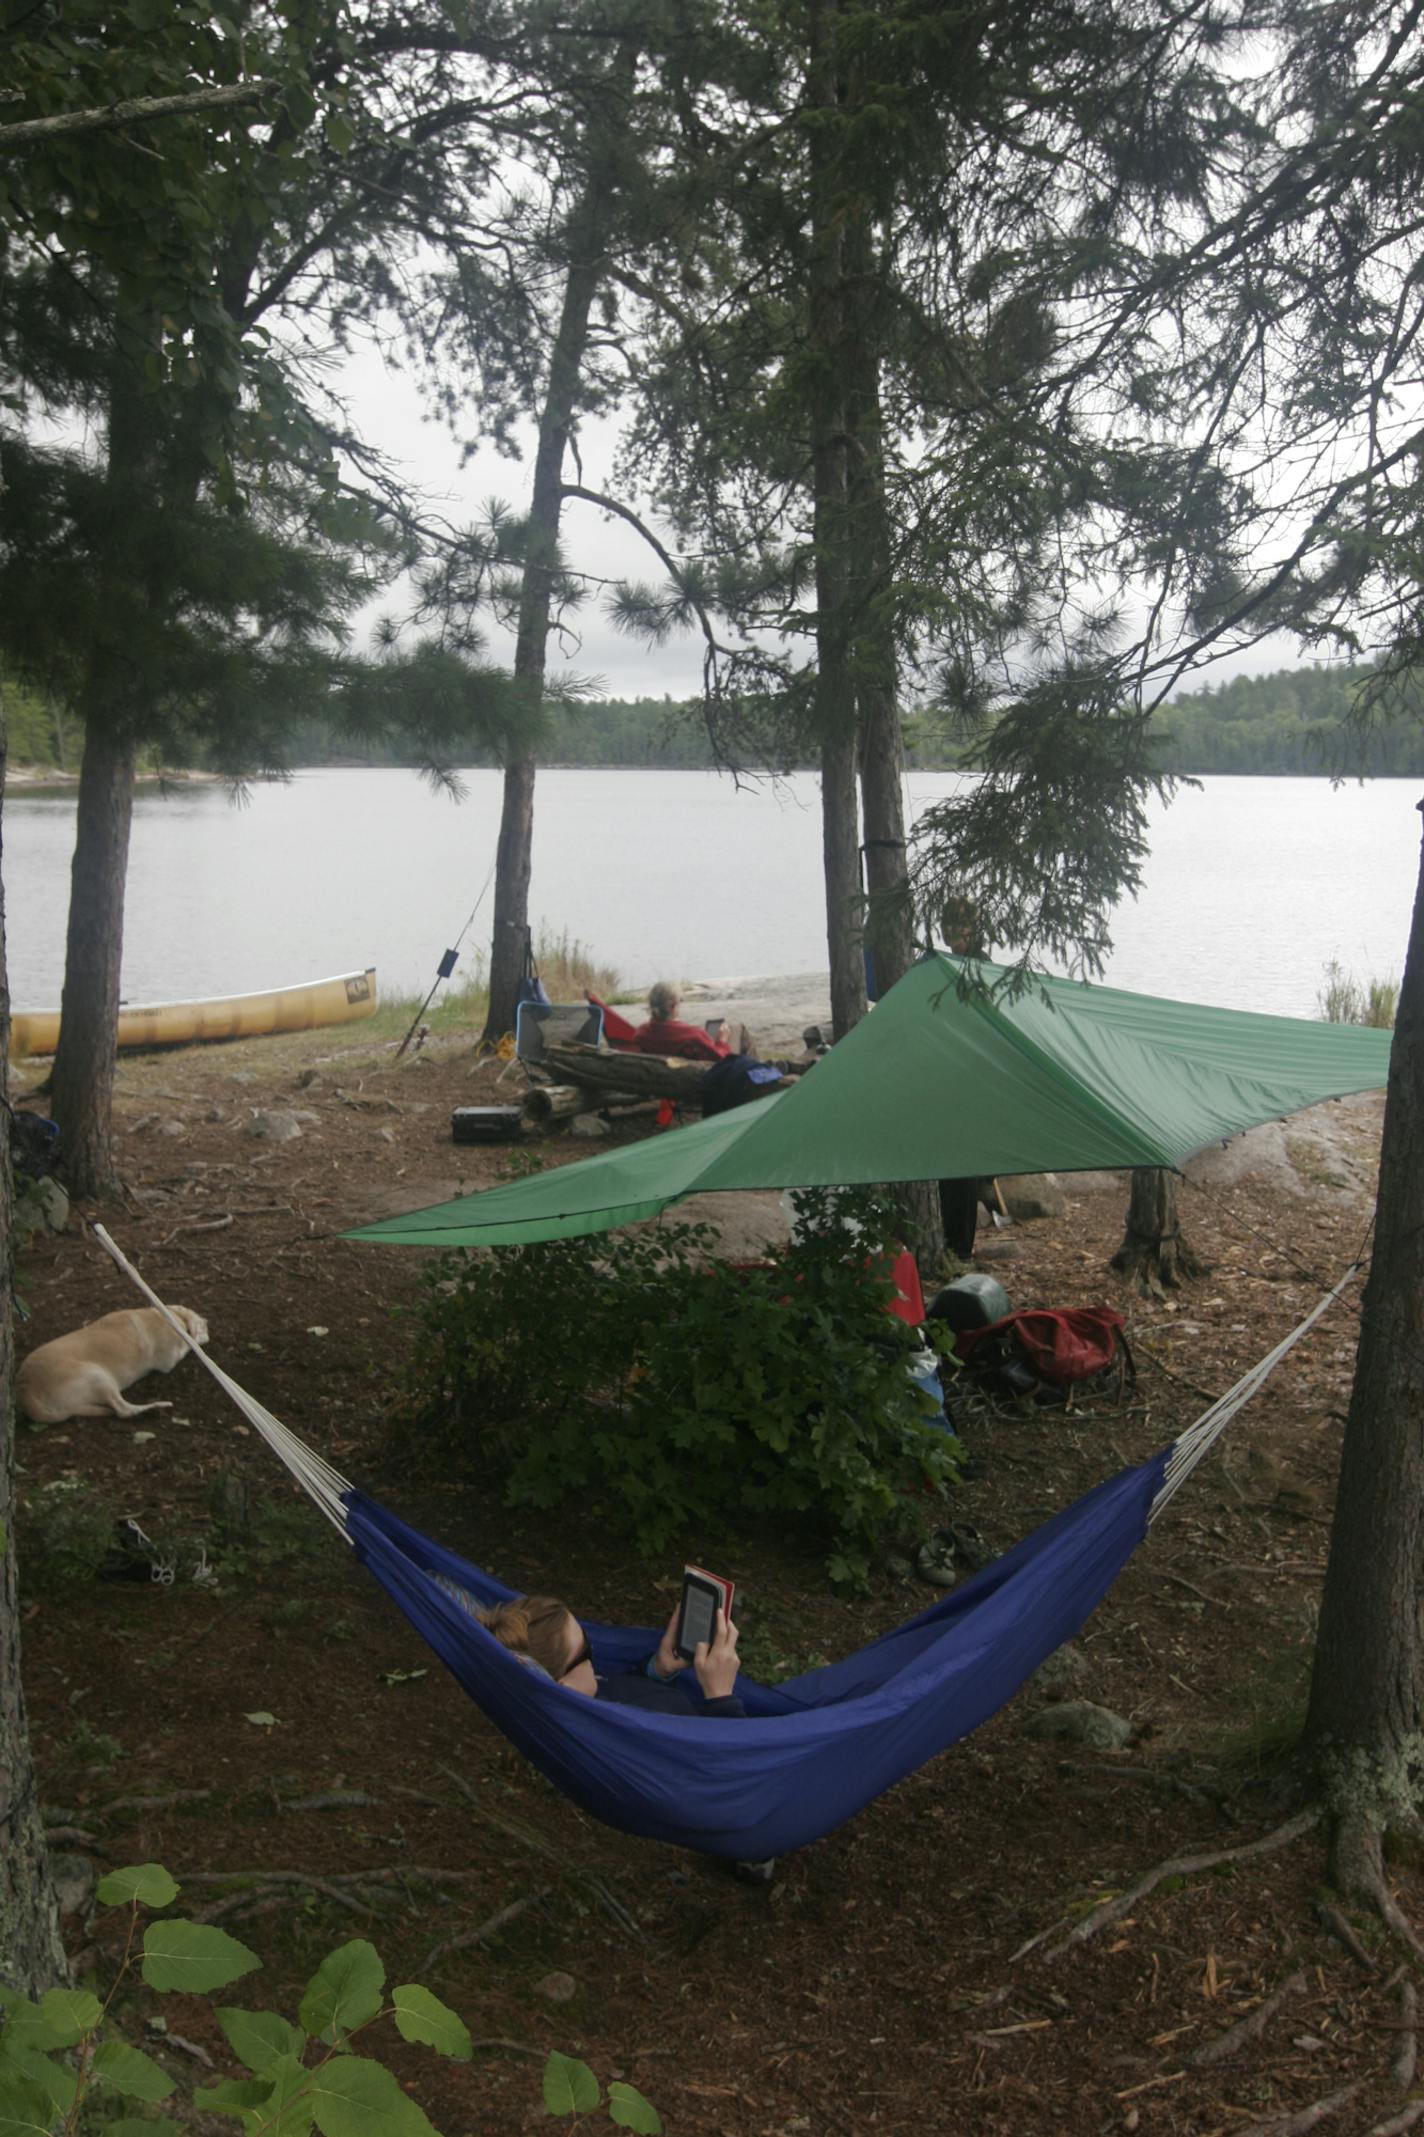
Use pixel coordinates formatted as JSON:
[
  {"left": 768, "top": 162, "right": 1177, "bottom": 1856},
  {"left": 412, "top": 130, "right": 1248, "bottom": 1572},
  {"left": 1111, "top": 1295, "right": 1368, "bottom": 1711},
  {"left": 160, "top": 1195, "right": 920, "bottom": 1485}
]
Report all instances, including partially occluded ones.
[{"left": 10, "top": 661, "right": 1424, "bottom": 779}]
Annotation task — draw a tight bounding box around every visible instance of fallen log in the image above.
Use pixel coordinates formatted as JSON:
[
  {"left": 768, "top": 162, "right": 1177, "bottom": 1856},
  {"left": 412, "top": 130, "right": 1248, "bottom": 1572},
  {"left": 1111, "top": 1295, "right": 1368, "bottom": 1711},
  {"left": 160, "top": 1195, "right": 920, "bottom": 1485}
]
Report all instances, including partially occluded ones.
[
  {"left": 521, "top": 1082, "right": 607, "bottom": 1125},
  {"left": 542, "top": 1041, "right": 711, "bottom": 1104}
]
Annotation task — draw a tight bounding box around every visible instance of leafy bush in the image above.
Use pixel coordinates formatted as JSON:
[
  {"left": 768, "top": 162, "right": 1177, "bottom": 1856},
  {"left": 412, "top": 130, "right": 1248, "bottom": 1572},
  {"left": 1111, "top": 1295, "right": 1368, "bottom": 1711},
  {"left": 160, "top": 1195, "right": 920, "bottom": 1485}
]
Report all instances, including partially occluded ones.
[
  {"left": 0, "top": 1863, "right": 660, "bottom": 2137},
  {"left": 397, "top": 1189, "right": 959, "bottom": 1585}
]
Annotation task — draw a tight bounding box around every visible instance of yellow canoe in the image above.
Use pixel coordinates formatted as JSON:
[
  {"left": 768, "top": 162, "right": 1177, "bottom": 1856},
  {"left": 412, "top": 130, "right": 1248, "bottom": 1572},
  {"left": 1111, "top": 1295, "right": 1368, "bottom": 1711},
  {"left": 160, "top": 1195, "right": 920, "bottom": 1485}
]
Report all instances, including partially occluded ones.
[{"left": 12, "top": 968, "right": 378, "bottom": 1057}]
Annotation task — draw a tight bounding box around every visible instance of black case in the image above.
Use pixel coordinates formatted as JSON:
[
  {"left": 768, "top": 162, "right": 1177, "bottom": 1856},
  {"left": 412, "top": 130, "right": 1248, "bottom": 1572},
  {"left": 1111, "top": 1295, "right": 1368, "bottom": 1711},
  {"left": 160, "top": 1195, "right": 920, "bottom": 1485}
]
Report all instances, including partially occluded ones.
[{"left": 450, "top": 1106, "right": 523, "bottom": 1144}]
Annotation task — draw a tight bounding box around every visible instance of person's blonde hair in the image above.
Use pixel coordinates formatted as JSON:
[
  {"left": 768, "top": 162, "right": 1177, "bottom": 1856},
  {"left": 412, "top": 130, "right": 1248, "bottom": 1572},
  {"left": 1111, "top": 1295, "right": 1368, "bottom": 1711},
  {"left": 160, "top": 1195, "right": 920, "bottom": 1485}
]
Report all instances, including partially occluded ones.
[
  {"left": 647, "top": 980, "right": 680, "bottom": 1022},
  {"left": 475, "top": 1595, "right": 574, "bottom": 1677}
]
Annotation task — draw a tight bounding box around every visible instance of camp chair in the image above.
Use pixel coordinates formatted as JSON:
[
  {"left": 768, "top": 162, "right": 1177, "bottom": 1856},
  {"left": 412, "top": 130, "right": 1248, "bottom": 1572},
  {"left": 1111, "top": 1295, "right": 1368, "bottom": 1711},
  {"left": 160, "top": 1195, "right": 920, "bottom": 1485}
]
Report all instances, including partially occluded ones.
[{"left": 514, "top": 999, "right": 604, "bottom": 1068}]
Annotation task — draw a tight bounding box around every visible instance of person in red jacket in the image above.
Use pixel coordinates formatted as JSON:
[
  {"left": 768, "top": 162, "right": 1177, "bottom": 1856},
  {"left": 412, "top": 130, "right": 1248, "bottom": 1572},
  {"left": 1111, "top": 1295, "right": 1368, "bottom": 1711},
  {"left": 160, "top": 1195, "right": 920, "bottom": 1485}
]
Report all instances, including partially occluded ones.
[{"left": 633, "top": 981, "right": 732, "bottom": 1061}]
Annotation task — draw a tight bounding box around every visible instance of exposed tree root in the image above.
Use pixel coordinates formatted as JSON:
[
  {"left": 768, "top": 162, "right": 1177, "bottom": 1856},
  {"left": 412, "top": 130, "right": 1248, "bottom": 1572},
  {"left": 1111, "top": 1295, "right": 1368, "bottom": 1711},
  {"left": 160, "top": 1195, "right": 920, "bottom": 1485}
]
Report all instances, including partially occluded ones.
[
  {"left": 1328, "top": 1817, "right": 1424, "bottom": 1962},
  {"left": 1315, "top": 1896, "right": 1379, "bottom": 1971},
  {"left": 1187, "top": 1969, "right": 1308, "bottom": 2068},
  {"left": 419, "top": 1889, "right": 546, "bottom": 1969},
  {"left": 1367, "top": 2104, "right": 1424, "bottom": 2136},
  {"left": 1033, "top": 1806, "right": 1320, "bottom": 1962},
  {"left": 1233, "top": 2081, "right": 1362, "bottom": 2136},
  {"left": 1391, "top": 1979, "right": 1418, "bottom": 2091}
]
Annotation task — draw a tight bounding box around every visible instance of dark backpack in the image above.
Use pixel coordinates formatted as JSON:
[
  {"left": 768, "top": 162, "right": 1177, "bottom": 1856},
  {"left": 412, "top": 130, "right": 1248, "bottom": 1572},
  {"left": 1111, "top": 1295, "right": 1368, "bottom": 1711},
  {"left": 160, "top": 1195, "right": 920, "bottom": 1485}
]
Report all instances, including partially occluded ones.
[{"left": 700, "top": 1054, "right": 785, "bottom": 1118}]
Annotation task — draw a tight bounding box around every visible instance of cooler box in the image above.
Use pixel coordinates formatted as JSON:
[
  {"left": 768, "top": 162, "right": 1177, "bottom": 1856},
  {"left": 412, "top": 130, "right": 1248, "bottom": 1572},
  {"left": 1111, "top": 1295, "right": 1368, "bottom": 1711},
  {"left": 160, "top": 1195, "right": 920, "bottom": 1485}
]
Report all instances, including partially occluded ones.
[{"left": 451, "top": 1106, "right": 523, "bottom": 1144}]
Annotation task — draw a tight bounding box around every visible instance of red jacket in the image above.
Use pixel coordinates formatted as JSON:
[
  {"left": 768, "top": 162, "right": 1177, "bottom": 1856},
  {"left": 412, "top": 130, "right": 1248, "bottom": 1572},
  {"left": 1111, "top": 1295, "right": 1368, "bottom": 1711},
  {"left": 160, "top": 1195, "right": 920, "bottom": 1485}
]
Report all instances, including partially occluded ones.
[{"left": 633, "top": 1016, "right": 729, "bottom": 1062}]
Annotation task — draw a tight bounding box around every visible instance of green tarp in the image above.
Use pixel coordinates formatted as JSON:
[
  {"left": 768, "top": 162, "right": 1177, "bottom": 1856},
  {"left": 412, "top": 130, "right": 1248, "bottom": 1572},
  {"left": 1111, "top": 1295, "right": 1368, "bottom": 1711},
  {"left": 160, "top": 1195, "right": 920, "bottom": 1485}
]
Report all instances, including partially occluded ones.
[{"left": 348, "top": 954, "right": 1393, "bottom": 1250}]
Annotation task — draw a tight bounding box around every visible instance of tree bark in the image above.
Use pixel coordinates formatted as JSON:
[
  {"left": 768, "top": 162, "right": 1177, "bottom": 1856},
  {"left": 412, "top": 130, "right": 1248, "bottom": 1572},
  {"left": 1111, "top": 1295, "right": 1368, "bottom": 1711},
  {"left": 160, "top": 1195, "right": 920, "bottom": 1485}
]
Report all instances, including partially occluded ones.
[
  {"left": 1303, "top": 801, "right": 1424, "bottom": 1894},
  {"left": 49, "top": 717, "right": 137, "bottom": 1200},
  {"left": 0, "top": 684, "right": 69, "bottom": 1996},
  {"left": 1109, "top": 1167, "right": 1203, "bottom": 1296},
  {"left": 806, "top": 0, "right": 867, "bottom": 1045},
  {"left": 845, "top": 217, "right": 942, "bottom": 1273},
  {"left": 481, "top": 46, "right": 639, "bottom": 1046}
]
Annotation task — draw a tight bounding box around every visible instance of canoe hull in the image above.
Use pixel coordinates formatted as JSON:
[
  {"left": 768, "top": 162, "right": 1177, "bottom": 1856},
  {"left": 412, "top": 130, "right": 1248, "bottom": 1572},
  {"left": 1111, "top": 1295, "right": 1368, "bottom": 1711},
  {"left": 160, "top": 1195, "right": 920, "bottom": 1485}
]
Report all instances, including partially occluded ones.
[{"left": 12, "top": 968, "right": 378, "bottom": 1057}]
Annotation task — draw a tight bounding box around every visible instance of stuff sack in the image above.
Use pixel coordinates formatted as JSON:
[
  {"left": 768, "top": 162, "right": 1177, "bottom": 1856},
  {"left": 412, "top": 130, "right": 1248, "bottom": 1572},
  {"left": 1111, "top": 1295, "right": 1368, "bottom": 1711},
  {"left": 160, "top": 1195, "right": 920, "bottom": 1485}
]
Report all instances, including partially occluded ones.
[
  {"left": 957, "top": 1305, "right": 1134, "bottom": 1396},
  {"left": 700, "top": 1053, "right": 785, "bottom": 1118}
]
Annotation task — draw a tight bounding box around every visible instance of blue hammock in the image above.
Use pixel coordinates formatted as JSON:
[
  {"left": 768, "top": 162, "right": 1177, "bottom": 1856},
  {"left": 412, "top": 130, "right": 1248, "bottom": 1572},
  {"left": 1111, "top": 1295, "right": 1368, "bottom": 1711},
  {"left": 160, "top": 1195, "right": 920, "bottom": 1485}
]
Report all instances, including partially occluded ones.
[
  {"left": 90, "top": 1227, "right": 1354, "bottom": 1863},
  {"left": 348, "top": 1457, "right": 1164, "bottom": 1860}
]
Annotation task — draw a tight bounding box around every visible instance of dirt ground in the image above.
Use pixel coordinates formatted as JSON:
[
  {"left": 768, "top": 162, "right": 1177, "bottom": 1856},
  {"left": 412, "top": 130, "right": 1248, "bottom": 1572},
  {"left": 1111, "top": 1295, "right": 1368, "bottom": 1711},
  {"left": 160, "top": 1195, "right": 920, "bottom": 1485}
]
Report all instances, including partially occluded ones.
[{"left": 9, "top": 1020, "right": 1414, "bottom": 2137}]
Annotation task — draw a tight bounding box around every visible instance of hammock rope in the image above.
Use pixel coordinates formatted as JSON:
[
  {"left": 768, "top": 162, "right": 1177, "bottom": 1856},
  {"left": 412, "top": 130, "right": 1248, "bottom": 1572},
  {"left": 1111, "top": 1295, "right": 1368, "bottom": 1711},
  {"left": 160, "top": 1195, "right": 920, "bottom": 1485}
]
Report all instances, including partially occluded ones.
[{"left": 90, "top": 1225, "right": 1360, "bottom": 1861}]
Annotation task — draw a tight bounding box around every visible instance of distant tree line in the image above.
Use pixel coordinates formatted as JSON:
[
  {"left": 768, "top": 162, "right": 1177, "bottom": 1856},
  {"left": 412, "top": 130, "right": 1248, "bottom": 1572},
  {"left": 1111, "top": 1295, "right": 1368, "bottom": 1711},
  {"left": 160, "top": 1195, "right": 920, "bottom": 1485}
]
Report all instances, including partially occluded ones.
[{"left": 13, "top": 665, "right": 1422, "bottom": 780}]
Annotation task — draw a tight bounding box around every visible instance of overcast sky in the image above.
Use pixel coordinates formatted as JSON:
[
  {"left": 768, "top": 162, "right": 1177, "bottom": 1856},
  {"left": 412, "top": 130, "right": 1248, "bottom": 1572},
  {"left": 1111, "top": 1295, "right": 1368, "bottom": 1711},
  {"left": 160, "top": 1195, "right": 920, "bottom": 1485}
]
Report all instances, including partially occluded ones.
[{"left": 344, "top": 336, "right": 1304, "bottom": 703}]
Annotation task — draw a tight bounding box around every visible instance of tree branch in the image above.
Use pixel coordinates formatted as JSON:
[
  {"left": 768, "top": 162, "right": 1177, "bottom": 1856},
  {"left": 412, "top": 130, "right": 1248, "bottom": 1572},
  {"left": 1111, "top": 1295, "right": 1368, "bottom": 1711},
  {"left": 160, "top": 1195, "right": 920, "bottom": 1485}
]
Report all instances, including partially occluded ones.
[{"left": 0, "top": 80, "right": 277, "bottom": 151}]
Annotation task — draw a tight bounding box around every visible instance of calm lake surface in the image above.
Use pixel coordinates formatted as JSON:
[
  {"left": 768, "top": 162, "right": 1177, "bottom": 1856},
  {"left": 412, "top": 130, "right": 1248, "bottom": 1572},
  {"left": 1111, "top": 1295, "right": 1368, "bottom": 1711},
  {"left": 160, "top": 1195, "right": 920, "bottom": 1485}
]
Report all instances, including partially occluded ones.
[{"left": 3, "top": 767, "right": 1418, "bottom": 1020}]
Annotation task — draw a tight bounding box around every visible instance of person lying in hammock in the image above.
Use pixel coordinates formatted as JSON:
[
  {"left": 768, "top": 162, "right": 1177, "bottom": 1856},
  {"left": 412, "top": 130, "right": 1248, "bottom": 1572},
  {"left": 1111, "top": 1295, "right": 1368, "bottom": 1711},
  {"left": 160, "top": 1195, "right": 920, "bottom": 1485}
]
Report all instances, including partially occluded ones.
[{"left": 474, "top": 1592, "right": 746, "bottom": 1716}]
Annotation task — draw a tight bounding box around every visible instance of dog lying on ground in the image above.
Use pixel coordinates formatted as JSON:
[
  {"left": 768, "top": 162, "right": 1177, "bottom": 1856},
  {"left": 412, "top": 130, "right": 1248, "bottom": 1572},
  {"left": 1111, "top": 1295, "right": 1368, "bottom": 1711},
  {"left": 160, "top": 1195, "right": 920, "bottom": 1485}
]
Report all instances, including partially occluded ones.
[{"left": 17, "top": 1306, "right": 209, "bottom": 1423}]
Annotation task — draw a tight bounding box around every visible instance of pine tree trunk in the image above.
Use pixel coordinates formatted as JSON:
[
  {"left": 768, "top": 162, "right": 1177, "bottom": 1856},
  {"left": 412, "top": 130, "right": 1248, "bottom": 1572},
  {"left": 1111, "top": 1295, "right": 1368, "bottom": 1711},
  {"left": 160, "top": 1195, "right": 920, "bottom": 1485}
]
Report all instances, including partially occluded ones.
[
  {"left": 807, "top": 0, "right": 866, "bottom": 1045},
  {"left": 1303, "top": 801, "right": 1424, "bottom": 1899},
  {"left": 845, "top": 229, "right": 942, "bottom": 1273},
  {"left": 0, "top": 690, "right": 69, "bottom": 1995},
  {"left": 481, "top": 47, "right": 638, "bottom": 1046},
  {"left": 1109, "top": 1168, "right": 1203, "bottom": 1296},
  {"left": 49, "top": 716, "right": 136, "bottom": 1201}
]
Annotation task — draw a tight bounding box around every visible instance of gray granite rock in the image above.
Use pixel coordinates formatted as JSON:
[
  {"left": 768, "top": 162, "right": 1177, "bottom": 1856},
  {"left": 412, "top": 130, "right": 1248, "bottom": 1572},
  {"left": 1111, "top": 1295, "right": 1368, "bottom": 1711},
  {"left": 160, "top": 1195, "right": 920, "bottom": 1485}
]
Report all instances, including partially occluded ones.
[{"left": 1019, "top": 1699, "right": 1130, "bottom": 1750}]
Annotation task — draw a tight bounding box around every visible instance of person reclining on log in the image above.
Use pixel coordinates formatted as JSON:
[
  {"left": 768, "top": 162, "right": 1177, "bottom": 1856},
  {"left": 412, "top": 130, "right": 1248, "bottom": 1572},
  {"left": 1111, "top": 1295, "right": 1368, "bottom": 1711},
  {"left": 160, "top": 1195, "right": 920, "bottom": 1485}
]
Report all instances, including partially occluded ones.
[
  {"left": 634, "top": 980, "right": 744, "bottom": 1062},
  {"left": 467, "top": 1590, "right": 747, "bottom": 1715}
]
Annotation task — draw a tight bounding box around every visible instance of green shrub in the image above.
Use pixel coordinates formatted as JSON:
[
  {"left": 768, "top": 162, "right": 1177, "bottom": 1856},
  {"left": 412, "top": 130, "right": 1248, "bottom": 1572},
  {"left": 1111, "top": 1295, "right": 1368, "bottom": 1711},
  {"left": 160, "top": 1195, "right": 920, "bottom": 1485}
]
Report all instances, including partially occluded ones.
[
  {"left": 397, "top": 1189, "right": 959, "bottom": 1585},
  {"left": 16, "top": 1480, "right": 117, "bottom": 1592},
  {"left": 0, "top": 1863, "right": 660, "bottom": 2137}
]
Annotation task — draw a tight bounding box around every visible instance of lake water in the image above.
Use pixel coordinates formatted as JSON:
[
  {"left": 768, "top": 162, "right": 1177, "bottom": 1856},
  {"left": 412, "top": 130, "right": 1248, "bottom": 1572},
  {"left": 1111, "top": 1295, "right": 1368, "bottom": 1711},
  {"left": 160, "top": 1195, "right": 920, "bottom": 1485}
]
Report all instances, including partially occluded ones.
[{"left": 2, "top": 767, "right": 1418, "bottom": 1020}]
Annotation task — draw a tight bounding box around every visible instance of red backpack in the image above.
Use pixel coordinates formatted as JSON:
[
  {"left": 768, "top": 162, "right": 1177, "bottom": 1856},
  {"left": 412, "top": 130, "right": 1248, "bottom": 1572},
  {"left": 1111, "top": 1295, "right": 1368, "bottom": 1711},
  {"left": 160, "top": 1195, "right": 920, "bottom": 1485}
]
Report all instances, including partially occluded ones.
[{"left": 956, "top": 1306, "right": 1133, "bottom": 1391}]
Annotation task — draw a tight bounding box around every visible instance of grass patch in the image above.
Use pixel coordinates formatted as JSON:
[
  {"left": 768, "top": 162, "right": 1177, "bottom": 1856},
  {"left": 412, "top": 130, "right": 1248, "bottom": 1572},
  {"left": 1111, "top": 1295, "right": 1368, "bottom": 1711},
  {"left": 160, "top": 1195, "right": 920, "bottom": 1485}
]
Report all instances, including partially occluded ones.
[
  {"left": 1317, "top": 958, "right": 1398, "bottom": 1027},
  {"left": 366, "top": 928, "right": 621, "bottom": 1045}
]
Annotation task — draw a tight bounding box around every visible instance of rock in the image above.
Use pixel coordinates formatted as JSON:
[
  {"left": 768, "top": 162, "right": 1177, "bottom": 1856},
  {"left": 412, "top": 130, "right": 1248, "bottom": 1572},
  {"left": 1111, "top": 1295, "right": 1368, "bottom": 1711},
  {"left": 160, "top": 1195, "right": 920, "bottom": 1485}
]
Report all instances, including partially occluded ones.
[
  {"left": 883, "top": 1552, "right": 914, "bottom": 1580},
  {"left": 295, "top": 1069, "right": 323, "bottom": 1089},
  {"left": 289, "top": 1109, "right": 320, "bottom": 1124},
  {"left": 227, "top": 1070, "right": 258, "bottom": 1085},
  {"left": 48, "top": 1851, "right": 95, "bottom": 1917},
  {"left": 569, "top": 1115, "right": 611, "bottom": 1138},
  {"left": 998, "top": 1172, "right": 1067, "bottom": 1222},
  {"left": 534, "top": 1971, "right": 578, "bottom": 2005},
  {"left": 158, "top": 1120, "right": 187, "bottom": 1138},
  {"left": 1031, "top": 1642, "right": 1092, "bottom": 1691},
  {"left": 205, "top": 1106, "right": 227, "bottom": 1123},
  {"left": 15, "top": 1176, "right": 69, "bottom": 1240},
  {"left": 375, "top": 1127, "right": 397, "bottom": 1144},
  {"left": 1019, "top": 1699, "right": 1131, "bottom": 1750},
  {"left": 246, "top": 1109, "right": 303, "bottom": 1142}
]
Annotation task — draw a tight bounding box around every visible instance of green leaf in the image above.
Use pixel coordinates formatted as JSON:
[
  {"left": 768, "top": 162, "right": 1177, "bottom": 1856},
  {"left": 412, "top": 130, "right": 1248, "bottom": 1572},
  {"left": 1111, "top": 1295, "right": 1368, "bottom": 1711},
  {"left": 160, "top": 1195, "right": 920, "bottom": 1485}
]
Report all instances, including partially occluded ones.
[
  {"left": 541, "top": 2053, "right": 600, "bottom": 2117},
  {"left": 389, "top": 1987, "right": 469, "bottom": 2061},
  {"left": 0, "top": 2050, "right": 72, "bottom": 2115},
  {"left": 298, "top": 1943, "right": 384, "bottom": 2046},
  {"left": 218, "top": 2009, "right": 307, "bottom": 2075},
  {"left": 141, "top": 1921, "right": 261, "bottom": 1994},
  {"left": 91, "top": 2042, "right": 176, "bottom": 2104},
  {"left": 97, "top": 1866, "right": 180, "bottom": 1911},
  {"left": 607, "top": 2083, "right": 662, "bottom": 2135},
  {"left": 0, "top": 1989, "right": 99, "bottom": 2054},
  {"left": 307, "top": 2056, "right": 436, "bottom": 2137},
  {"left": 238, "top": 2051, "right": 313, "bottom": 2137},
  {"left": 0, "top": 2068, "right": 58, "bottom": 2137},
  {"left": 36, "top": 1990, "right": 102, "bottom": 2049},
  {"left": 193, "top": 2077, "right": 275, "bottom": 2118}
]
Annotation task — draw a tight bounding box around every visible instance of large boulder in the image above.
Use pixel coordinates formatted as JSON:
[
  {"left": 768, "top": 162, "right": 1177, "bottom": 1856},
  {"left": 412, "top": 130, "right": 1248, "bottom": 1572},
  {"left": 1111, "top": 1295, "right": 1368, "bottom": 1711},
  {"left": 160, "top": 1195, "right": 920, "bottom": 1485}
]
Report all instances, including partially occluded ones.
[{"left": 998, "top": 1172, "right": 1067, "bottom": 1222}]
